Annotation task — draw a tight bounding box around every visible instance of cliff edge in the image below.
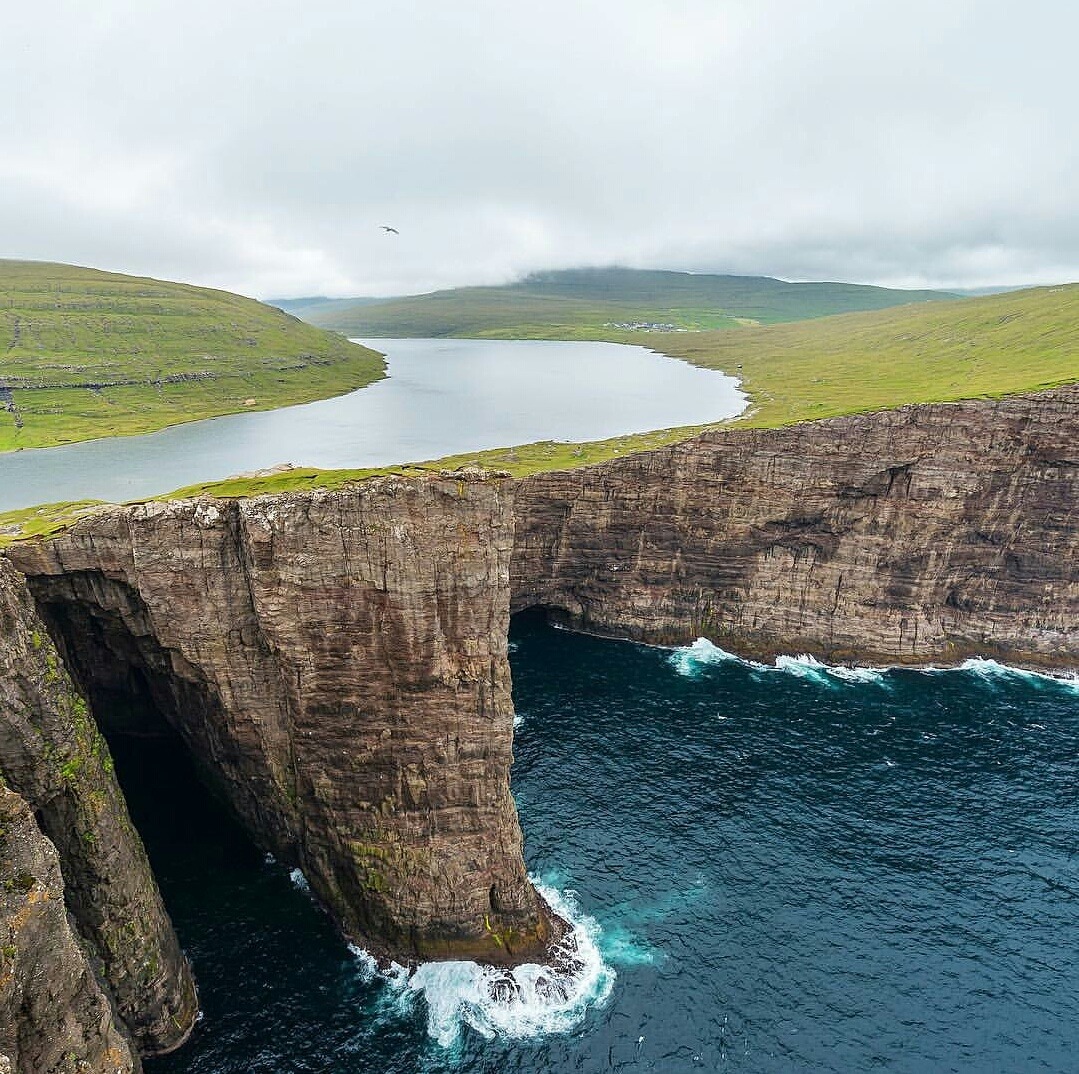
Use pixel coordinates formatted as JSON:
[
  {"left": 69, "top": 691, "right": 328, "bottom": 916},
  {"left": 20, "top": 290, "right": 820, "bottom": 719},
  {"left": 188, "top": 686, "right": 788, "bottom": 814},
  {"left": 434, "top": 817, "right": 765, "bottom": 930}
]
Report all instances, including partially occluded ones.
[
  {"left": 0, "top": 385, "right": 1075, "bottom": 1060},
  {"left": 0, "top": 559, "right": 197, "bottom": 1064}
]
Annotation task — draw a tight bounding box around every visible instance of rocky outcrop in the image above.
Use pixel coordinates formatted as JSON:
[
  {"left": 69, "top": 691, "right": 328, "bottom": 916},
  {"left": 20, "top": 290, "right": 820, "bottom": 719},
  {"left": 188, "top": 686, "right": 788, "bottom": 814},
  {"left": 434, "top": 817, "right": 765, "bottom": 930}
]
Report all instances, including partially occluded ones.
[
  {"left": 0, "top": 559, "right": 197, "bottom": 1056},
  {"left": 1, "top": 384, "right": 1075, "bottom": 1040},
  {"left": 7, "top": 474, "right": 557, "bottom": 965},
  {"left": 0, "top": 783, "right": 137, "bottom": 1074},
  {"left": 514, "top": 387, "right": 1079, "bottom": 667}
]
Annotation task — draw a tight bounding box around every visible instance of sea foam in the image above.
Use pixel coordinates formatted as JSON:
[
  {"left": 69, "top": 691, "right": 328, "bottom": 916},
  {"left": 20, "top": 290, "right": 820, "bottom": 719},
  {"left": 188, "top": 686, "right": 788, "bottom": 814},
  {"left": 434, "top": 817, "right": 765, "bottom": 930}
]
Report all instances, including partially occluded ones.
[
  {"left": 352, "top": 880, "right": 614, "bottom": 1048},
  {"left": 670, "top": 638, "right": 886, "bottom": 685},
  {"left": 667, "top": 637, "right": 1079, "bottom": 692}
]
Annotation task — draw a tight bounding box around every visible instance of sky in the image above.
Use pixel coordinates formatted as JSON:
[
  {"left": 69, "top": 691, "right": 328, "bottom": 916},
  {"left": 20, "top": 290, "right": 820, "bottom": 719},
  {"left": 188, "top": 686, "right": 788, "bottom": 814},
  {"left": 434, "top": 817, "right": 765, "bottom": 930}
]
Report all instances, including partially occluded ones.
[{"left": 5, "top": 0, "right": 1077, "bottom": 299}]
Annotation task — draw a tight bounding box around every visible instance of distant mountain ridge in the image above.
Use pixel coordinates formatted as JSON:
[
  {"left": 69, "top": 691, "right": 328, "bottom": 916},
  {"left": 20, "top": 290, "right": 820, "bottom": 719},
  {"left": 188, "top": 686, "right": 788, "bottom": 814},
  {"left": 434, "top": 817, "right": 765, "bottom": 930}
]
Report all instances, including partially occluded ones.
[{"left": 282, "top": 266, "right": 959, "bottom": 338}]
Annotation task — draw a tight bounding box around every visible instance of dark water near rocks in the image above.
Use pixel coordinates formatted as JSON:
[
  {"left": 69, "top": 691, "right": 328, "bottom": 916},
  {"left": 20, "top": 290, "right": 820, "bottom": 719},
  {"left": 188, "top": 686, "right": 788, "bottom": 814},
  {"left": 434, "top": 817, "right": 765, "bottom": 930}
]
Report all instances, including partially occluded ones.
[
  {"left": 0, "top": 339, "right": 744, "bottom": 511},
  {"left": 127, "top": 617, "right": 1079, "bottom": 1074}
]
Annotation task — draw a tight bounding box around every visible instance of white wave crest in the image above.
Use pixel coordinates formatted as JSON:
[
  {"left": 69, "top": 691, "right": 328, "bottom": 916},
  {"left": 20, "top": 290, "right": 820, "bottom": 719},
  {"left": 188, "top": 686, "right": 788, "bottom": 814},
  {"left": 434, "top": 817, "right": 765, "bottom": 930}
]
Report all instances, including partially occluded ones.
[
  {"left": 289, "top": 867, "right": 310, "bottom": 892},
  {"left": 670, "top": 639, "right": 1078, "bottom": 692},
  {"left": 824, "top": 664, "right": 888, "bottom": 684},
  {"left": 670, "top": 638, "right": 887, "bottom": 686},
  {"left": 669, "top": 637, "right": 744, "bottom": 676},
  {"left": 953, "top": 658, "right": 1079, "bottom": 692},
  {"left": 351, "top": 880, "right": 614, "bottom": 1048},
  {"left": 773, "top": 653, "right": 831, "bottom": 680}
]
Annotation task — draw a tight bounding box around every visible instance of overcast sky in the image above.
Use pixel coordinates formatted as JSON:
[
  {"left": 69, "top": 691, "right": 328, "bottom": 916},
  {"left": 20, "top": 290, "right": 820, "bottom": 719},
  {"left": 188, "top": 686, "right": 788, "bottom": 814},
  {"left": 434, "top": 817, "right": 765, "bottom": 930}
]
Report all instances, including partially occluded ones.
[{"left": 5, "top": 1, "right": 1077, "bottom": 298}]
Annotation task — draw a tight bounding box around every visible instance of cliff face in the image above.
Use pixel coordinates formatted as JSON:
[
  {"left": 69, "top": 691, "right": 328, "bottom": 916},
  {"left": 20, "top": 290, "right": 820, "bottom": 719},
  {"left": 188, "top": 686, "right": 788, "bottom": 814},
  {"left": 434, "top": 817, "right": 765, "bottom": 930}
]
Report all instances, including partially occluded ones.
[
  {"left": 514, "top": 387, "right": 1079, "bottom": 666},
  {"left": 0, "top": 559, "right": 196, "bottom": 1059},
  {"left": 1, "top": 385, "right": 1075, "bottom": 1044},
  {"left": 0, "top": 783, "right": 137, "bottom": 1074},
  {"left": 8, "top": 474, "right": 556, "bottom": 965}
]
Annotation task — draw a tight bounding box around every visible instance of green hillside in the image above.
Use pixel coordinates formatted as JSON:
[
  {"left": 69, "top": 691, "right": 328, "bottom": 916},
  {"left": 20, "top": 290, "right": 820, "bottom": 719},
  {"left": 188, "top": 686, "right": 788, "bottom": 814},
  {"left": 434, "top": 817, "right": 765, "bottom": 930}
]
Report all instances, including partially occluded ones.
[
  {"left": 0, "top": 260, "right": 385, "bottom": 451},
  {"left": 651, "top": 283, "right": 1079, "bottom": 428},
  {"left": 298, "top": 267, "right": 957, "bottom": 338}
]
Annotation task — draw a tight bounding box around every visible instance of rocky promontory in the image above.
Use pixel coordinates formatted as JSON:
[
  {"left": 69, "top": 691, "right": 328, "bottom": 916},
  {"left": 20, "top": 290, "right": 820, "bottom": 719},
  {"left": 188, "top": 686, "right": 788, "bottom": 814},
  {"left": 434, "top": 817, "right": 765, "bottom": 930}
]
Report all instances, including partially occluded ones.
[{"left": 0, "top": 385, "right": 1075, "bottom": 1067}]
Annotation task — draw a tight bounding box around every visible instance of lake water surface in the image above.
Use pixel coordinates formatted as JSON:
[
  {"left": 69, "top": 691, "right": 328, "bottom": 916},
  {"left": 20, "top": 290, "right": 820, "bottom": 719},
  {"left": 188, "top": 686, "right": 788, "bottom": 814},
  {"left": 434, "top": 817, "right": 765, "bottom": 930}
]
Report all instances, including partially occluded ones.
[{"left": 0, "top": 338, "right": 744, "bottom": 511}]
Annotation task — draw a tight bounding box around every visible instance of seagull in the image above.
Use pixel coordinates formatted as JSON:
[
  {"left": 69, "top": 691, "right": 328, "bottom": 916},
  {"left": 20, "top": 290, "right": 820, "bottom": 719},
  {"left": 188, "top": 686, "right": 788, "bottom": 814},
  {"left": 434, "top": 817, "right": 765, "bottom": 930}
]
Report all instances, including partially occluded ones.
[{"left": 381, "top": 225, "right": 400, "bottom": 235}]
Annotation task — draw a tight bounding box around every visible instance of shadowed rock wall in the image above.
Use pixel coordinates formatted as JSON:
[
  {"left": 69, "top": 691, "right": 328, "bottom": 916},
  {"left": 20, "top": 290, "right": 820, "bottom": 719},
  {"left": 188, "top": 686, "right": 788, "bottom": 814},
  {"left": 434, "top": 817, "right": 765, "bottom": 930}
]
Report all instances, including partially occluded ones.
[
  {"left": 0, "top": 784, "right": 139, "bottom": 1074},
  {"left": 0, "top": 558, "right": 196, "bottom": 1062}
]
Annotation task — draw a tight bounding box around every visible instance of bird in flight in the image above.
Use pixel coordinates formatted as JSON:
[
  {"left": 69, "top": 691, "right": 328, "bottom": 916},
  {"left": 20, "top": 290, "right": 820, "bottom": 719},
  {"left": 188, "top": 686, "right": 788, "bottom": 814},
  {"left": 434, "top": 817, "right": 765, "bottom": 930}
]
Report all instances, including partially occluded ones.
[{"left": 381, "top": 225, "right": 400, "bottom": 235}]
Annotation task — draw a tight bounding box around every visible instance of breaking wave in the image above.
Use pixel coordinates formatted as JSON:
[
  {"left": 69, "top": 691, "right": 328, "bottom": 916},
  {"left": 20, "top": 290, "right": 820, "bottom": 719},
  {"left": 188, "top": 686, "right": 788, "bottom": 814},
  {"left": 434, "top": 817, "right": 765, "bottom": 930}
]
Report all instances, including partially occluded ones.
[
  {"left": 669, "top": 638, "right": 1077, "bottom": 692},
  {"left": 934, "top": 657, "right": 1079, "bottom": 692},
  {"left": 351, "top": 880, "right": 614, "bottom": 1048},
  {"left": 670, "top": 637, "right": 887, "bottom": 686},
  {"left": 668, "top": 636, "right": 743, "bottom": 675}
]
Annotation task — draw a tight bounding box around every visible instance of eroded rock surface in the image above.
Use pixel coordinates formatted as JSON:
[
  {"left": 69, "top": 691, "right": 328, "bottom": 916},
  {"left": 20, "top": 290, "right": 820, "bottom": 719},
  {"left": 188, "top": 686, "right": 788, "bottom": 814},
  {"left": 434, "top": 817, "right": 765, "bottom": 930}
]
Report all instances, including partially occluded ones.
[
  {"left": 0, "top": 558, "right": 197, "bottom": 1055},
  {"left": 514, "top": 387, "right": 1079, "bottom": 666},
  {"left": 0, "top": 783, "right": 138, "bottom": 1074},
  {"left": 9, "top": 474, "right": 556, "bottom": 964}
]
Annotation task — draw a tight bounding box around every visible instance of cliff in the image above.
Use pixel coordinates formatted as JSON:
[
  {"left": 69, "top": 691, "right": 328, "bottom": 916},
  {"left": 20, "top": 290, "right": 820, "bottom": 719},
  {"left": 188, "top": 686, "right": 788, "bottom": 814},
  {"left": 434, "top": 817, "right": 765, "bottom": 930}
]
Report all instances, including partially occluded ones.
[
  {"left": 7, "top": 474, "right": 557, "bottom": 966},
  {"left": 0, "top": 386, "right": 1075, "bottom": 1058},
  {"left": 0, "top": 559, "right": 197, "bottom": 1061},
  {"left": 0, "top": 783, "right": 138, "bottom": 1074},
  {"left": 514, "top": 387, "right": 1079, "bottom": 666}
]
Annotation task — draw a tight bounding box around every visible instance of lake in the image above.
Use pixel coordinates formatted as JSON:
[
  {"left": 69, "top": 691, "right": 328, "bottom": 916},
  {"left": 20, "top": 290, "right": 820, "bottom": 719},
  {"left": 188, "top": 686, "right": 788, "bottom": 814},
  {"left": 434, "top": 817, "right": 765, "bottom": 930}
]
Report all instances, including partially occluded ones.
[{"left": 0, "top": 338, "right": 745, "bottom": 511}]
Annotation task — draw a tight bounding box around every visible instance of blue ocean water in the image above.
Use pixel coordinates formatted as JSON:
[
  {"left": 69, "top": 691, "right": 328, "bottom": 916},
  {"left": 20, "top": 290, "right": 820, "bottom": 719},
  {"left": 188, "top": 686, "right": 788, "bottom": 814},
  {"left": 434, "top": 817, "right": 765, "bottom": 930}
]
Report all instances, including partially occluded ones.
[{"left": 135, "top": 615, "right": 1079, "bottom": 1073}]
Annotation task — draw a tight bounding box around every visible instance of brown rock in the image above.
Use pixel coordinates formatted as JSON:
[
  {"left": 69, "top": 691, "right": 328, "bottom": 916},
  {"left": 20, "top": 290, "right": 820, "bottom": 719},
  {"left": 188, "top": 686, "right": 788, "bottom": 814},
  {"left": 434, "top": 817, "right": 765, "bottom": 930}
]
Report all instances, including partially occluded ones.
[
  {"left": 9, "top": 477, "right": 557, "bottom": 964},
  {"left": 0, "top": 783, "right": 138, "bottom": 1074},
  {"left": 0, "top": 558, "right": 197, "bottom": 1055},
  {"left": 514, "top": 388, "right": 1079, "bottom": 666}
]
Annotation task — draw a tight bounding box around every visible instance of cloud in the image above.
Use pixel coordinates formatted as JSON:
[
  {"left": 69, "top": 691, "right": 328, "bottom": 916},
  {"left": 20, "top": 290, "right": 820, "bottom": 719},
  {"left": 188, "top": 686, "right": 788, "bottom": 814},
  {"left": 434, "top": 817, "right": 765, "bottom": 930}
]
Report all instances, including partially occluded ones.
[{"left": 3, "top": 0, "right": 1076, "bottom": 297}]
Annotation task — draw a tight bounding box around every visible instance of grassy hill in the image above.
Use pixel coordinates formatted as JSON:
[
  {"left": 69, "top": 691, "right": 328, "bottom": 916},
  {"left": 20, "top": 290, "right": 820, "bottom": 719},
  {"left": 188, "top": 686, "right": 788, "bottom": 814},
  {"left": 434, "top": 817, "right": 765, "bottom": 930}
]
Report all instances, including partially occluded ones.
[
  {"left": 0, "top": 261, "right": 385, "bottom": 451},
  {"left": 649, "top": 283, "right": 1079, "bottom": 428},
  {"left": 297, "top": 267, "right": 957, "bottom": 338},
  {"left": 125, "top": 282, "right": 1079, "bottom": 499}
]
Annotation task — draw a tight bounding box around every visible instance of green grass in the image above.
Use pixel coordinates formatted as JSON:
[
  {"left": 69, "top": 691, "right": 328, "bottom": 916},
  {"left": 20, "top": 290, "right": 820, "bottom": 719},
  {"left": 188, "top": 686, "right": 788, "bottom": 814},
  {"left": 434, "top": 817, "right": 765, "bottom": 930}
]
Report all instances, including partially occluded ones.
[
  {"left": 0, "top": 260, "right": 385, "bottom": 451},
  {"left": 298, "top": 266, "right": 955, "bottom": 338},
  {"left": 0, "top": 427, "right": 709, "bottom": 548},
  {"left": 650, "top": 283, "right": 1079, "bottom": 428},
  {"left": 1, "top": 281, "right": 1074, "bottom": 549},
  {"left": 0, "top": 501, "right": 112, "bottom": 548}
]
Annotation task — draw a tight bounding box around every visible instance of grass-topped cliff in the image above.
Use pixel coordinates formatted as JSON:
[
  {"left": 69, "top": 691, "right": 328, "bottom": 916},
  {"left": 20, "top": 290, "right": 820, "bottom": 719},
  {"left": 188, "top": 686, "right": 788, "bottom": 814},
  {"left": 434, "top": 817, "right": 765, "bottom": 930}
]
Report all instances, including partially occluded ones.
[
  {"left": 0, "top": 260, "right": 384, "bottom": 451},
  {"left": 290, "top": 267, "right": 955, "bottom": 338}
]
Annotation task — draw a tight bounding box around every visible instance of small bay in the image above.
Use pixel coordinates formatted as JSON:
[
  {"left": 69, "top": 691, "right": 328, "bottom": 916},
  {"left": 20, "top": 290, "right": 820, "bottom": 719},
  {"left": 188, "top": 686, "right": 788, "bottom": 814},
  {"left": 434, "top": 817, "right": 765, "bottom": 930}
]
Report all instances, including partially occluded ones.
[{"left": 131, "top": 617, "right": 1079, "bottom": 1074}]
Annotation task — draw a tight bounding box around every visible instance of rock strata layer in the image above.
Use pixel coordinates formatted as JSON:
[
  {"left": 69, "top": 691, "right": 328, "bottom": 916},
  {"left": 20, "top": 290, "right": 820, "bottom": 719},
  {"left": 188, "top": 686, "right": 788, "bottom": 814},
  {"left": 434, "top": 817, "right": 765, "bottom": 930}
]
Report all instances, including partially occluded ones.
[
  {"left": 0, "top": 559, "right": 197, "bottom": 1056},
  {"left": 9, "top": 474, "right": 556, "bottom": 964},
  {"left": 514, "top": 387, "right": 1078, "bottom": 666},
  {"left": 0, "top": 783, "right": 138, "bottom": 1074}
]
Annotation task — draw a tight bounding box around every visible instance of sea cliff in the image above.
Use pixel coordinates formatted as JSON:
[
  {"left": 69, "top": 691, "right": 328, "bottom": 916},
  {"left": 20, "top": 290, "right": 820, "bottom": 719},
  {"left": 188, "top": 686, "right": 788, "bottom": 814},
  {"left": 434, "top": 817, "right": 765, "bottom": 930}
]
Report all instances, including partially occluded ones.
[
  {"left": 513, "top": 387, "right": 1078, "bottom": 666},
  {"left": 0, "top": 559, "right": 196, "bottom": 1073},
  {"left": 1, "top": 386, "right": 1075, "bottom": 1068}
]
